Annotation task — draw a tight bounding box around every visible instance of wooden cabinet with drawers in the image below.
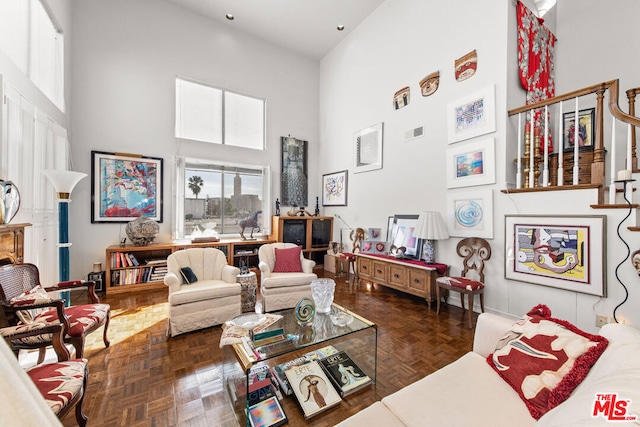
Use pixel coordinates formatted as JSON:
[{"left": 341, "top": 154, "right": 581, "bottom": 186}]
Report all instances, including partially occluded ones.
[
  {"left": 356, "top": 253, "right": 446, "bottom": 304},
  {"left": 0, "top": 223, "right": 30, "bottom": 265}
]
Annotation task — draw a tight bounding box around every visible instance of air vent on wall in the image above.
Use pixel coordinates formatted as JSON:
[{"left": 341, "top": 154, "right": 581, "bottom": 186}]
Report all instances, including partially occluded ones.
[{"left": 404, "top": 126, "right": 424, "bottom": 142}]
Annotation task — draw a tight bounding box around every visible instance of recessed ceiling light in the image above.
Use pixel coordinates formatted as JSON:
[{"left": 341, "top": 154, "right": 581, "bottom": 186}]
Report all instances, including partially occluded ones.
[
  {"left": 337, "top": 25, "right": 345, "bottom": 31},
  {"left": 226, "top": 14, "right": 234, "bottom": 20}
]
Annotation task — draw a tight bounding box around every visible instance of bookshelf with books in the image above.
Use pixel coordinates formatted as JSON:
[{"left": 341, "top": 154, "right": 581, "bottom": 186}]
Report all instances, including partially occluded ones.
[{"left": 104, "top": 238, "right": 275, "bottom": 294}]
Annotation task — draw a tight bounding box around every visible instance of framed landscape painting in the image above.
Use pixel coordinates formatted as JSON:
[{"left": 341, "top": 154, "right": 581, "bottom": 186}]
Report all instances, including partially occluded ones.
[
  {"left": 504, "top": 215, "right": 606, "bottom": 296},
  {"left": 91, "top": 151, "right": 163, "bottom": 223}
]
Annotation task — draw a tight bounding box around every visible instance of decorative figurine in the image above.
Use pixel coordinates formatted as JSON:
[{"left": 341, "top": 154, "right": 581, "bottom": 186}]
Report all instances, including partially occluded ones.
[
  {"left": 314, "top": 196, "right": 320, "bottom": 216},
  {"left": 239, "top": 210, "right": 262, "bottom": 240},
  {"left": 275, "top": 198, "right": 280, "bottom": 216}
]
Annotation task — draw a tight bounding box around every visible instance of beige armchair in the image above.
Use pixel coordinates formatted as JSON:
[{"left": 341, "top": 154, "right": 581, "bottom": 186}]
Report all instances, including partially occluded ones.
[
  {"left": 258, "top": 242, "right": 317, "bottom": 312},
  {"left": 164, "top": 248, "right": 241, "bottom": 336}
]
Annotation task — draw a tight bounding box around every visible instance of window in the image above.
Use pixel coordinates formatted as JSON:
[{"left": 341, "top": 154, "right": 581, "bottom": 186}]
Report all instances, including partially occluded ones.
[
  {"left": 0, "top": 0, "right": 65, "bottom": 110},
  {"left": 174, "top": 157, "right": 270, "bottom": 240},
  {"left": 175, "top": 77, "right": 265, "bottom": 149}
]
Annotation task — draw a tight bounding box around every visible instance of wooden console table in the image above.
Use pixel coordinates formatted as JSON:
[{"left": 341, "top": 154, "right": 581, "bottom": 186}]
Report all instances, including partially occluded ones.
[
  {"left": 0, "top": 223, "right": 30, "bottom": 265},
  {"left": 356, "top": 253, "right": 448, "bottom": 304}
]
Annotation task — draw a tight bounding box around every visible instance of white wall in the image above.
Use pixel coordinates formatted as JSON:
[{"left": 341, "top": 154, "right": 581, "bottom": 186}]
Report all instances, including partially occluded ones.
[
  {"left": 320, "top": 0, "right": 640, "bottom": 332},
  {"left": 69, "top": 0, "right": 319, "bottom": 279}
]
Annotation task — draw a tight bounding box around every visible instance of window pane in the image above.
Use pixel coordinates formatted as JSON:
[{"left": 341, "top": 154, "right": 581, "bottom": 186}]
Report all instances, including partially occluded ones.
[
  {"left": 0, "top": 0, "right": 29, "bottom": 72},
  {"left": 176, "top": 78, "right": 222, "bottom": 143},
  {"left": 225, "top": 91, "right": 264, "bottom": 149},
  {"left": 183, "top": 163, "right": 264, "bottom": 238}
]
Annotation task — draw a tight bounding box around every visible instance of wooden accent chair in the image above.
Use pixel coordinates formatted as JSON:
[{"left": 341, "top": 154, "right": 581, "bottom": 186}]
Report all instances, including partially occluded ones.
[
  {"left": 338, "top": 228, "right": 365, "bottom": 283},
  {"left": 1, "top": 322, "right": 89, "bottom": 426},
  {"left": 436, "top": 237, "right": 491, "bottom": 329},
  {"left": 0, "top": 263, "right": 110, "bottom": 361}
]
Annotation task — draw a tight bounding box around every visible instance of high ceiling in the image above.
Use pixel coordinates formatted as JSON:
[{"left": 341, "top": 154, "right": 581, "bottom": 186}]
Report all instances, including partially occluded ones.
[{"left": 164, "top": 0, "right": 387, "bottom": 60}]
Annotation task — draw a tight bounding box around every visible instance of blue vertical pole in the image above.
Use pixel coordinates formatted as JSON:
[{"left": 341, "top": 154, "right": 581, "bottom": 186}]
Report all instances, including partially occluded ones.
[{"left": 59, "top": 200, "right": 71, "bottom": 306}]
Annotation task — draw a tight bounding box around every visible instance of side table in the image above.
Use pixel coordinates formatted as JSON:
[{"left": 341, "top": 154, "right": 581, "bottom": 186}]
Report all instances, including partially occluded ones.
[{"left": 237, "top": 271, "right": 258, "bottom": 313}]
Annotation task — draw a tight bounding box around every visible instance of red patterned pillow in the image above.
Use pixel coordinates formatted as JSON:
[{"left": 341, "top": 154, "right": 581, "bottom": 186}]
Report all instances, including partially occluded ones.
[
  {"left": 487, "top": 304, "right": 609, "bottom": 420},
  {"left": 273, "top": 246, "right": 303, "bottom": 272}
]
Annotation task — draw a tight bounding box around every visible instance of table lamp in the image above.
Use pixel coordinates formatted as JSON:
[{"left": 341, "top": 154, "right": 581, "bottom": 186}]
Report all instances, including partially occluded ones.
[
  {"left": 414, "top": 211, "right": 449, "bottom": 264},
  {"left": 43, "top": 170, "right": 87, "bottom": 306}
]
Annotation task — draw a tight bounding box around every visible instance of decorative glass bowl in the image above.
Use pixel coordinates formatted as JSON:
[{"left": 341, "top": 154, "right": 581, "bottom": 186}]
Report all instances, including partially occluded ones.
[{"left": 330, "top": 311, "right": 354, "bottom": 327}]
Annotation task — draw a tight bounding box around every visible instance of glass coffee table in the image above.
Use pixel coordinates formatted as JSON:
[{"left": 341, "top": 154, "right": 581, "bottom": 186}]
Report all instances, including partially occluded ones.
[{"left": 222, "top": 303, "right": 377, "bottom": 426}]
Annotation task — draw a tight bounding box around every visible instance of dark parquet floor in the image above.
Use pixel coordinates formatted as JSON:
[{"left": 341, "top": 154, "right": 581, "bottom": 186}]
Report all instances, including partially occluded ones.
[{"left": 61, "top": 273, "right": 475, "bottom": 427}]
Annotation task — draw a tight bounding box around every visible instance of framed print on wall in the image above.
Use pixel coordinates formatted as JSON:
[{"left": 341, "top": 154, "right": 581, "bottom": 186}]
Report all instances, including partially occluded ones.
[
  {"left": 354, "top": 122, "right": 383, "bottom": 173},
  {"left": 562, "top": 107, "right": 595, "bottom": 151},
  {"left": 504, "top": 215, "right": 606, "bottom": 297},
  {"left": 446, "top": 138, "right": 496, "bottom": 188},
  {"left": 447, "top": 190, "right": 493, "bottom": 238},
  {"left": 447, "top": 85, "right": 496, "bottom": 143},
  {"left": 281, "top": 136, "right": 308, "bottom": 206},
  {"left": 322, "top": 170, "right": 348, "bottom": 206},
  {"left": 91, "top": 151, "right": 163, "bottom": 223}
]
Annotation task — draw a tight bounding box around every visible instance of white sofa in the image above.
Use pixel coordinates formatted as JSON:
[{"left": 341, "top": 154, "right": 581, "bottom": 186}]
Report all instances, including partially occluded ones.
[
  {"left": 258, "top": 242, "right": 317, "bottom": 312},
  {"left": 164, "top": 248, "right": 241, "bottom": 336},
  {"left": 336, "top": 312, "right": 640, "bottom": 426}
]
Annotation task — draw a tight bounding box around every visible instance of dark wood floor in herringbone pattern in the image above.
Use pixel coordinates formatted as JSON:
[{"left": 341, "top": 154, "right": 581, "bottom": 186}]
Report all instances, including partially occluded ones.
[{"left": 61, "top": 274, "right": 475, "bottom": 427}]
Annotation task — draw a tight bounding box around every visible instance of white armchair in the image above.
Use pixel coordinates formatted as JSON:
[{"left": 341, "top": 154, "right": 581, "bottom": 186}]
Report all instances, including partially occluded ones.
[
  {"left": 164, "top": 248, "right": 241, "bottom": 336},
  {"left": 258, "top": 242, "right": 317, "bottom": 312}
]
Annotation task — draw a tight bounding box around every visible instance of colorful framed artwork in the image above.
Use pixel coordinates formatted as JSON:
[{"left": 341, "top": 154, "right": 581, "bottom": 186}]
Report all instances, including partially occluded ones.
[
  {"left": 504, "top": 215, "right": 606, "bottom": 296},
  {"left": 446, "top": 190, "right": 493, "bottom": 238},
  {"left": 354, "top": 123, "right": 383, "bottom": 173},
  {"left": 562, "top": 107, "right": 595, "bottom": 151},
  {"left": 281, "top": 136, "right": 308, "bottom": 206},
  {"left": 446, "top": 138, "right": 495, "bottom": 188},
  {"left": 91, "top": 151, "right": 163, "bottom": 223},
  {"left": 322, "top": 170, "right": 348, "bottom": 206},
  {"left": 447, "top": 85, "right": 496, "bottom": 144}
]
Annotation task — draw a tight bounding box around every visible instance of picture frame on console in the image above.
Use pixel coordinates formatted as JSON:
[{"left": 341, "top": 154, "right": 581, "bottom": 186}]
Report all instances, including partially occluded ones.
[
  {"left": 562, "top": 107, "right": 595, "bottom": 151},
  {"left": 387, "top": 214, "right": 422, "bottom": 260},
  {"left": 91, "top": 151, "right": 163, "bottom": 223},
  {"left": 504, "top": 214, "right": 606, "bottom": 297}
]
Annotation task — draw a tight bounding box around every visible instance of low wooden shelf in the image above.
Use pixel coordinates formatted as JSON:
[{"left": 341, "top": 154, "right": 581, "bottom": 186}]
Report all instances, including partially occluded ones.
[
  {"left": 355, "top": 253, "right": 448, "bottom": 304},
  {"left": 105, "top": 238, "right": 274, "bottom": 294}
]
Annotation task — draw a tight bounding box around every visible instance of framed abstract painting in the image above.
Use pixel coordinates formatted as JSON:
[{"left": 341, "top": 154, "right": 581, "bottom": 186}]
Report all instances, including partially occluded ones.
[
  {"left": 91, "top": 151, "right": 163, "bottom": 223},
  {"left": 446, "top": 190, "right": 493, "bottom": 239},
  {"left": 504, "top": 215, "right": 606, "bottom": 296}
]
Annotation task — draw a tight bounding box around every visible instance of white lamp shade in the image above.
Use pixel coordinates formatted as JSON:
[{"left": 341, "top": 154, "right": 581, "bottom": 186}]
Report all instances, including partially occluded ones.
[
  {"left": 414, "top": 211, "right": 449, "bottom": 240},
  {"left": 43, "top": 170, "right": 87, "bottom": 194}
]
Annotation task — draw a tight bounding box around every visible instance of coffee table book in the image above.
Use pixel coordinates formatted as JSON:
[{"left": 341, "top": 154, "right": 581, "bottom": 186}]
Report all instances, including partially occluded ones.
[
  {"left": 247, "top": 396, "right": 288, "bottom": 427},
  {"left": 319, "top": 350, "right": 372, "bottom": 396},
  {"left": 284, "top": 360, "right": 342, "bottom": 419}
]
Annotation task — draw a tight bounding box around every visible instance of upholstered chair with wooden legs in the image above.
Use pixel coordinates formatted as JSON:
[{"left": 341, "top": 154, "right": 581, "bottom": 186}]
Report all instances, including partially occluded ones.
[
  {"left": 1, "top": 322, "right": 89, "bottom": 426},
  {"left": 436, "top": 237, "right": 491, "bottom": 329},
  {"left": 0, "top": 263, "right": 110, "bottom": 362}
]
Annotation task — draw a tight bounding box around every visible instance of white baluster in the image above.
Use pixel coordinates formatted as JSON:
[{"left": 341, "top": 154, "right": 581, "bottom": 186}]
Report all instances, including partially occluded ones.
[
  {"left": 573, "top": 97, "right": 579, "bottom": 185},
  {"left": 557, "top": 101, "right": 563, "bottom": 185},
  {"left": 609, "top": 118, "right": 616, "bottom": 204},
  {"left": 517, "top": 113, "right": 522, "bottom": 189},
  {"left": 529, "top": 111, "right": 535, "bottom": 188},
  {"left": 543, "top": 105, "right": 549, "bottom": 186},
  {"left": 626, "top": 123, "right": 633, "bottom": 201}
]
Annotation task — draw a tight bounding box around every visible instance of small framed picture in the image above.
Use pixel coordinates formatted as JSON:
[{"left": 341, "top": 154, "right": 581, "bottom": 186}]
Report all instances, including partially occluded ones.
[
  {"left": 322, "top": 170, "right": 348, "bottom": 206},
  {"left": 368, "top": 228, "right": 382, "bottom": 240},
  {"left": 562, "top": 108, "right": 595, "bottom": 151}
]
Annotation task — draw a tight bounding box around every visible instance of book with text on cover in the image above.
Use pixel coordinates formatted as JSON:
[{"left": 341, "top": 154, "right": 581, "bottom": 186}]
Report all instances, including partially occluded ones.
[
  {"left": 284, "top": 360, "right": 341, "bottom": 419},
  {"left": 319, "top": 350, "right": 372, "bottom": 396}
]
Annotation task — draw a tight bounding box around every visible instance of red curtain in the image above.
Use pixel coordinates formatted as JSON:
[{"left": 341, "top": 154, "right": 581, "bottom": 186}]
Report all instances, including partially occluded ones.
[{"left": 517, "top": 1, "right": 557, "bottom": 151}]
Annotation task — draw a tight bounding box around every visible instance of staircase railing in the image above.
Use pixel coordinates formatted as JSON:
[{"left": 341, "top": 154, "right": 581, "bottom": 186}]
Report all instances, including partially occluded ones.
[{"left": 506, "top": 79, "right": 640, "bottom": 206}]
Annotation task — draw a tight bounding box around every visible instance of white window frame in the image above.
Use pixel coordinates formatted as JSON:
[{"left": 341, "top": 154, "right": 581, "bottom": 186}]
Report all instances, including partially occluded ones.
[
  {"left": 175, "top": 76, "right": 266, "bottom": 150},
  {"left": 173, "top": 156, "right": 271, "bottom": 240}
]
